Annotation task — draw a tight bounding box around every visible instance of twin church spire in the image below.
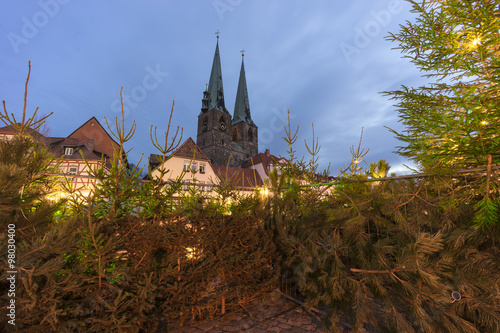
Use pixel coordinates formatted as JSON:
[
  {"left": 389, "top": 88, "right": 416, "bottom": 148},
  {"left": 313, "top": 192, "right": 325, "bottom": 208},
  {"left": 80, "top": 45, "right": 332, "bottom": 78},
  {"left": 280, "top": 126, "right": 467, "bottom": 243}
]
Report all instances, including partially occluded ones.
[
  {"left": 197, "top": 34, "right": 258, "bottom": 167},
  {"left": 201, "top": 36, "right": 253, "bottom": 125}
]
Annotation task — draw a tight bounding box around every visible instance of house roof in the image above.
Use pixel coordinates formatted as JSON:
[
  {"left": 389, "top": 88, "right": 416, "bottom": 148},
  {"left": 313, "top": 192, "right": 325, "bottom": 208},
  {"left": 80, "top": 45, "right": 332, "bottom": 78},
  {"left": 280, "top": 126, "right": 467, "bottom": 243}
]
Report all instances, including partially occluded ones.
[
  {"left": 149, "top": 137, "right": 210, "bottom": 168},
  {"left": 243, "top": 150, "right": 281, "bottom": 175},
  {"left": 67, "top": 116, "right": 120, "bottom": 147},
  {"left": 65, "top": 116, "right": 120, "bottom": 163},
  {"left": 1, "top": 118, "right": 120, "bottom": 166},
  {"left": 0, "top": 123, "right": 46, "bottom": 142},
  {"left": 172, "top": 137, "right": 210, "bottom": 161},
  {"left": 212, "top": 165, "right": 263, "bottom": 188},
  {"left": 49, "top": 145, "right": 103, "bottom": 161},
  {"left": 47, "top": 136, "right": 103, "bottom": 161}
]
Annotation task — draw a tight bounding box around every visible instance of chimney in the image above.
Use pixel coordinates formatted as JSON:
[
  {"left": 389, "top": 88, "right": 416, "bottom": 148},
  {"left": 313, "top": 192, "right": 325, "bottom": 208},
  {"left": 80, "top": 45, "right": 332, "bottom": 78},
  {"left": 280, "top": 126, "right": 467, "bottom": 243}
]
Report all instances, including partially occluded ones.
[{"left": 265, "top": 149, "right": 270, "bottom": 156}]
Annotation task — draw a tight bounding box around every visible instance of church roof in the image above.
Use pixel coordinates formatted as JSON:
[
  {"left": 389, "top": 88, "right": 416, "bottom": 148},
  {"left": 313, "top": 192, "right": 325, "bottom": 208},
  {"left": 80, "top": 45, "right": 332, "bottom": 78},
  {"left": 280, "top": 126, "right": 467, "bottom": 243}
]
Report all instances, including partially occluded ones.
[
  {"left": 232, "top": 55, "right": 254, "bottom": 126},
  {"left": 206, "top": 38, "right": 229, "bottom": 114}
]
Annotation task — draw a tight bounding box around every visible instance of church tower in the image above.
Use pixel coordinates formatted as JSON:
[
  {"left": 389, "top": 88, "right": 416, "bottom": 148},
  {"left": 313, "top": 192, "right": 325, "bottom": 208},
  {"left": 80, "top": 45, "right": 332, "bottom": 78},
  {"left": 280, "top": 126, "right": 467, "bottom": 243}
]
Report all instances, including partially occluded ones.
[
  {"left": 197, "top": 34, "right": 259, "bottom": 167},
  {"left": 197, "top": 35, "right": 233, "bottom": 166},
  {"left": 231, "top": 51, "right": 258, "bottom": 159}
]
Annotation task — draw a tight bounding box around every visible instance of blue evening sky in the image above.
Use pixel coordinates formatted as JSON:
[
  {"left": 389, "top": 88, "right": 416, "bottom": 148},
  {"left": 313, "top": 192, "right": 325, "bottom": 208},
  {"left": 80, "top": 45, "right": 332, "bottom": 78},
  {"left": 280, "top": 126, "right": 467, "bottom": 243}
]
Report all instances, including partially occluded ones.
[{"left": 0, "top": 0, "right": 427, "bottom": 174}]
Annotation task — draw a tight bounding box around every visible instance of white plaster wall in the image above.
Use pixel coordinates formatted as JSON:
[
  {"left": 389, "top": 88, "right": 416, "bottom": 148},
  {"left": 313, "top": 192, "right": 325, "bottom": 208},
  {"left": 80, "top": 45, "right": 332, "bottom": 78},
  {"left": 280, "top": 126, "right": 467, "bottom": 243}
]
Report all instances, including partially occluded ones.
[{"left": 151, "top": 156, "right": 220, "bottom": 186}]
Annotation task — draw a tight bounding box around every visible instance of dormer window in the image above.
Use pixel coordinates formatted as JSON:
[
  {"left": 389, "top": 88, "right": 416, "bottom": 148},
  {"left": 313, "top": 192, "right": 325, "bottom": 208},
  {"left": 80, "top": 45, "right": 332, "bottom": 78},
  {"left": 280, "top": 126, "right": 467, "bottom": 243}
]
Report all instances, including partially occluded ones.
[{"left": 64, "top": 147, "right": 74, "bottom": 155}]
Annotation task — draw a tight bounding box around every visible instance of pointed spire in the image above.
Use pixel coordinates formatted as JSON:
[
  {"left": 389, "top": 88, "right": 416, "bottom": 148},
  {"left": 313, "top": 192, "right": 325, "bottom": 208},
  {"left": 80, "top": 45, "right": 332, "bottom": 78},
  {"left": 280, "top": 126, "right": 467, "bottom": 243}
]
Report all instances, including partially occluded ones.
[
  {"left": 232, "top": 51, "right": 254, "bottom": 125},
  {"left": 205, "top": 35, "right": 229, "bottom": 114}
]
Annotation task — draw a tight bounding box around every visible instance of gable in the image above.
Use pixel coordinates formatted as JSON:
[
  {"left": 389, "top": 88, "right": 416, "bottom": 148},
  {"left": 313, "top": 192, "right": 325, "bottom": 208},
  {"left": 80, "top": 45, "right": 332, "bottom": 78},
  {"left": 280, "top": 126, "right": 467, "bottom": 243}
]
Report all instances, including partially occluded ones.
[
  {"left": 67, "top": 117, "right": 120, "bottom": 159},
  {"left": 172, "top": 137, "right": 210, "bottom": 161}
]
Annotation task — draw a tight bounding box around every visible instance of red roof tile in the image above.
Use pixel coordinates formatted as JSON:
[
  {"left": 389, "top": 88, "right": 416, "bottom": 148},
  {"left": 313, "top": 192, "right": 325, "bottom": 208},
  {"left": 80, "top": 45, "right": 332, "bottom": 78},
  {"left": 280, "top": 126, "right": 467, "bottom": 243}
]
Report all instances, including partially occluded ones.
[{"left": 212, "top": 165, "right": 263, "bottom": 188}]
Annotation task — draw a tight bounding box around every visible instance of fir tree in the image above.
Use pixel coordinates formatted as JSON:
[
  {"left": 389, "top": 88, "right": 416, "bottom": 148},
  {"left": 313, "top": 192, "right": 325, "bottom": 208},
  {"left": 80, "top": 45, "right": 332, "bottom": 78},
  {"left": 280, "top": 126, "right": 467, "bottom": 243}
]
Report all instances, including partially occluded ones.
[
  {"left": 384, "top": 0, "right": 500, "bottom": 230},
  {"left": 384, "top": 0, "right": 500, "bottom": 169}
]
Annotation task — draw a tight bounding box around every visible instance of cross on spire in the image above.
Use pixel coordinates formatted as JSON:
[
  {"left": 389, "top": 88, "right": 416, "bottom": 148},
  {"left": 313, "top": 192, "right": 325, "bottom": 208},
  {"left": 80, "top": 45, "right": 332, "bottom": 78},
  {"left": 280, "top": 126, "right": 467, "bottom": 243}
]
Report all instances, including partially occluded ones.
[
  {"left": 215, "top": 30, "right": 220, "bottom": 38},
  {"left": 240, "top": 49, "right": 245, "bottom": 57}
]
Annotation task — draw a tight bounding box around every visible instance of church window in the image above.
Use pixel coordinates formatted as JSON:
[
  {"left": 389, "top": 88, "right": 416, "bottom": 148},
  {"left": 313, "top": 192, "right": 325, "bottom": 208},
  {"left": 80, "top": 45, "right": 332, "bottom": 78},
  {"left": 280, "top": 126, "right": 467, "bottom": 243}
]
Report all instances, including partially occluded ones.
[
  {"left": 248, "top": 129, "right": 253, "bottom": 142},
  {"left": 232, "top": 128, "right": 238, "bottom": 141},
  {"left": 202, "top": 118, "right": 208, "bottom": 132}
]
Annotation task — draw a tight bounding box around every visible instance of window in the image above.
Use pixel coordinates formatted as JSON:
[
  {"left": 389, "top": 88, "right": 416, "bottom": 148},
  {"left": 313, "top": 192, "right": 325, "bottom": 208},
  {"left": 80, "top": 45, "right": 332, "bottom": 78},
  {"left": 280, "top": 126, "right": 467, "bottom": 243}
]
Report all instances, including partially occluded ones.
[
  {"left": 184, "top": 160, "right": 199, "bottom": 173},
  {"left": 67, "top": 166, "right": 77, "bottom": 184},
  {"left": 248, "top": 128, "right": 253, "bottom": 141},
  {"left": 199, "top": 163, "right": 206, "bottom": 174},
  {"left": 64, "top": 147, "right": 74, "bottom": 155}
]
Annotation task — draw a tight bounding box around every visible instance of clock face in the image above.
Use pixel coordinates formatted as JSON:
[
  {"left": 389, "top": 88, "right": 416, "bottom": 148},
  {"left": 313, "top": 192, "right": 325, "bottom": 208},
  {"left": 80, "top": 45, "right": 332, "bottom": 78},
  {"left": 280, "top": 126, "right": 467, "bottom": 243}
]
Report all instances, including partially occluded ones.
[{"left": 219, "top": 122, "right": 226, "bottom": 131}]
